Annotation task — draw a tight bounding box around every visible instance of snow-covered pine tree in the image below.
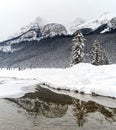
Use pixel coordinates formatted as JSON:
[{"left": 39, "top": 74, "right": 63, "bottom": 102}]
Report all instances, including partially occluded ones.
[
  {"left": 71, "top": 31, "right": 85, "bottom": 65},
  {"left": 91, "top": 40, "right": 109, "bottom": 65}
]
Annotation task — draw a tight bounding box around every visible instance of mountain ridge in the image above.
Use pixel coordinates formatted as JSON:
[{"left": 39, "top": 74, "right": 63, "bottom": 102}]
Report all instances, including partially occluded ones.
[
  {"left": 1, "top": 12, "right": 116, "bottom": 44},
  {"left": 69, "top": 12, "right": 116, "bottom": 35}
]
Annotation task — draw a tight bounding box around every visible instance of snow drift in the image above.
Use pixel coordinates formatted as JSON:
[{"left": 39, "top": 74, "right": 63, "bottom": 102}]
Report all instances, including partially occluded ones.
[{"left": 0, "top": 63, "right": 116, "bottom": 98}]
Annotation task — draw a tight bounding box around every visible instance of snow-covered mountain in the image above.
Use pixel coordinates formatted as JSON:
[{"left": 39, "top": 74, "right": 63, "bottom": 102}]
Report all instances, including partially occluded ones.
[
  {"left": 0, "top": 13, "right": 116, "bottom": 68},
  {"left": 68, "top": 18, "right": 85, "bottom": 34},
  {"left": 3, "top": 17, "right": 47, "bottom": 47},
  {"left": 0, "top": 18, "right": 67, "bottom": 53},
  {"left": 69, "top": 12, "right": 116, "bottom": 34},
  {"left": 7, "top": 17, "right": 67, "bottom": 42},
  {"left": 2, "top": 12, "right": 116, "bottom": 48},
  {"left": 103, "top": 17, "right": 116, "bottom": 33}
]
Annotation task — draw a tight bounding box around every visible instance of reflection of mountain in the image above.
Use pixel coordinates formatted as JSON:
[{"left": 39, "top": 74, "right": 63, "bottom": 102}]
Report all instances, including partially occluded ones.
[
  {"left": 6, "top": 86, "right": 72, "bottom": 118},
  {"left": 6, "top": 86, "right": 116, "bottom": 127}
]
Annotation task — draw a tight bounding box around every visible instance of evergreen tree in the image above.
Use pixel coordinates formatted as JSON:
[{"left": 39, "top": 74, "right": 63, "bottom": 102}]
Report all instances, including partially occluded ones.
[
  {"left": 71, "top": 32, "right": 85, "bottom": 65},
  {"left": 91, "top": 40, "right": 109, "bottom": 65}
]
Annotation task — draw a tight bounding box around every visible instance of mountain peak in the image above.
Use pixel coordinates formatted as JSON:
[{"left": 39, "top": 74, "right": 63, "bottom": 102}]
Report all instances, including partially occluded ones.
[
  {"left": 68, "top": 12, "right": 116, "bottom": 34},
  {"left": 97, "top": 12, "right": 115, "bottom": 23},
  {"left": 8, "top": 17, "right": 48, "bottom": 39},
  {"left": 29, "top": 17, "right": 48, "bottom": 29},
  {"left": 42, "top": 23, "right": 67, "bottom": 37}
]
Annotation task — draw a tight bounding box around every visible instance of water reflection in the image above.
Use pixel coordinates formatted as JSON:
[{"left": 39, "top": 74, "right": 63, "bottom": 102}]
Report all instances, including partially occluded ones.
[
  {"left": 5, "top": 85, "right": 116, "bottom": 129},
  {"left": 72, "top": 98, "right": 115, "bottom": 127},
  {"left": 6, "top": 86, "right": 72, "bottom": 118}
]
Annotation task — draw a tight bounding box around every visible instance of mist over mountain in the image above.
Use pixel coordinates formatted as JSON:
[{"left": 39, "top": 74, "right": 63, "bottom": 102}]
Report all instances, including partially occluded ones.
[{"left": 68, "top": 17, "right": 85, "bottom": 34}]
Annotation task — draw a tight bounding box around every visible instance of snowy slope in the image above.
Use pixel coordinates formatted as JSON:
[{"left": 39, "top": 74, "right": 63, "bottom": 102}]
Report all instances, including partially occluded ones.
[
  {"left": 4, "top": 17, "right": 47, "bottom": 46},
  {"left": 69, "top": 12, "right": 116, "bottom": 34},
  {"left": 68, "top": 18, "right": 85, "bottom": 34},
  {"left": 0, "top": 63, "right": 116, "bottom": 98}
]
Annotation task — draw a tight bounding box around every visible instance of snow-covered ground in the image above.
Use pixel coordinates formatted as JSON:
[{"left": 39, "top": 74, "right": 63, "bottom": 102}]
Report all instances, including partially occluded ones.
[{"left": 0, "top": 63, "right": 116, "bottom": 98}]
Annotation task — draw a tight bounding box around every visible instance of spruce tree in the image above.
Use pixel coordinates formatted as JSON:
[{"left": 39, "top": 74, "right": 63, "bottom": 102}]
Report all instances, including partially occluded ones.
[
  {"left": 91, "top": 40, "right": 109, "bottom": 65},
  {"left": 71, "top": 32, "right": 85, "bottom": 65}
]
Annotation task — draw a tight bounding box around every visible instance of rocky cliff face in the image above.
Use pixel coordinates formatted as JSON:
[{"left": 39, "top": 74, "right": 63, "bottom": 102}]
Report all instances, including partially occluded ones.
[{"left": 42, "top": 23, "right": 67, "bottom": 37}]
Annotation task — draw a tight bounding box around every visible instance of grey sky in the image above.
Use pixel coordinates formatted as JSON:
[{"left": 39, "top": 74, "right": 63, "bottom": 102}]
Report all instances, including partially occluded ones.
[{"left": 0, "top": 0, "right": 116, "bottom": 41}]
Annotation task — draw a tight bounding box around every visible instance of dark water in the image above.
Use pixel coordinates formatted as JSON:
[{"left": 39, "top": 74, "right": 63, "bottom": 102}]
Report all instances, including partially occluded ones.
[{"left": 0, "top": 86, "right": 116, "bottom": 130}]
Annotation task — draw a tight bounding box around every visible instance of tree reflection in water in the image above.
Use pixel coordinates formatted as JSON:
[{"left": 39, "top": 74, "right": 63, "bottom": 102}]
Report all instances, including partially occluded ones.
[
  {"left": 72, "top": 98, "right": 115, "bottom": 127},
  {"left": 5, "top": 86, "right": 116, "bottom": 127}
]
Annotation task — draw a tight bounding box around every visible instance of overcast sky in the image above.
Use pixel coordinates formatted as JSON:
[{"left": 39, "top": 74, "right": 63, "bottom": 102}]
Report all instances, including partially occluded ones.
[{"left": 0, "top": 0, "right": 116, "bottom": 41}]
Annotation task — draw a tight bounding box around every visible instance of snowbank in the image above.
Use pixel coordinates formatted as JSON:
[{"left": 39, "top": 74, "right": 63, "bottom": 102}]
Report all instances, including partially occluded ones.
[{"left": 0, "top": 63, "right": 116, "bottom": 98}]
